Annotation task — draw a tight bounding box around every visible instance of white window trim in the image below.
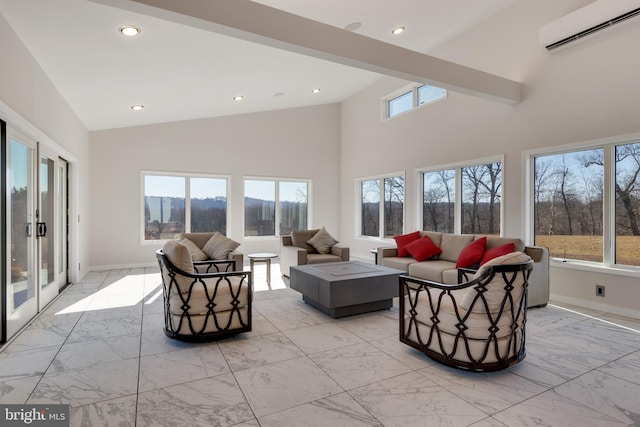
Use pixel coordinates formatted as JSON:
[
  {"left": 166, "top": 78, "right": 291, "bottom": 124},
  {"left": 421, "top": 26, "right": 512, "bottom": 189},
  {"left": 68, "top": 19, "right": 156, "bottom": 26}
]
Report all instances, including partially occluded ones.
[
  {"left": 140, "top": 170, "right": 231, "bottom": 245},
  {"left": 415, "top": 155, "right": 504, "bottom": 234},
  {"left": 355, "top": 171, "right": 406, "bottom": 242},
  {"left": 524, "top": 131, "right": 640, "bottom": 274},
  {"left": 242, "top": 176, "right": 313, "bottom": 239},
  {"left": 382, "top": 83, "right": 447, "bottom": 121}
]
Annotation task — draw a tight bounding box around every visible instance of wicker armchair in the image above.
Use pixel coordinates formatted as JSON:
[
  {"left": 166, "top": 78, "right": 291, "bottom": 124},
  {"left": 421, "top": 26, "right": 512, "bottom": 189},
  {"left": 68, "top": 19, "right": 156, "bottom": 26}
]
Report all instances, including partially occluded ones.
[
  {"left": 156, "top": 242, "right": 252, "bottom": 342},
  {"left": 400, "top": 251, "right": 533, "bottom": 371}
]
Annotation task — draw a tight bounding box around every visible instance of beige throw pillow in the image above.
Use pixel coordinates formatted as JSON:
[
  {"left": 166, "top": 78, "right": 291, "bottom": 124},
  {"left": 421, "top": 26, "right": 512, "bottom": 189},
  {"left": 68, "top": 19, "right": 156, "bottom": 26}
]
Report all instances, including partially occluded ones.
[
  {"left": 180, "top": 237, "right": 208, "bottom": 261},
  {"left": 202, "top": 232, "right": 240, "bottom": 260},
  {"left": 162, "top": 240, "right": 194, "bottom": 273},
  {"left": 307, "top": 227, "right": 338, "bottom": 254},
  {"left": 291, "top": 229, "right": 320, "bottom": 253}
]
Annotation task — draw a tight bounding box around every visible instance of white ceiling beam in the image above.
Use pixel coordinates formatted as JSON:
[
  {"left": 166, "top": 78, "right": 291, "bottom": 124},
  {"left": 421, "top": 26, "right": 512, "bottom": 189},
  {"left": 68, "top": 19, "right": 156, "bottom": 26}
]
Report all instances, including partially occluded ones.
[{"left": 90, "top": 0, "right": 523, "bottom": 104}]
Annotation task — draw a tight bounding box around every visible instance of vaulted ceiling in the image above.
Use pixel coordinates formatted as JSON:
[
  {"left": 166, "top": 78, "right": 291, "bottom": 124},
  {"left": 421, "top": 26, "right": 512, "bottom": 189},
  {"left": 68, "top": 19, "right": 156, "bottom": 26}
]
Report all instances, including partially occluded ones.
[{"left": 0, "top": 0, "right": 518, "bottom": 130}]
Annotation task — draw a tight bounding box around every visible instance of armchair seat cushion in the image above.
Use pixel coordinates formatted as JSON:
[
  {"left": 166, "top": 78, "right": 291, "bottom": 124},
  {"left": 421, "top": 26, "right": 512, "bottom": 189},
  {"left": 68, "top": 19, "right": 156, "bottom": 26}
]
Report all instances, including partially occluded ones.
[{"left": 168, "top": 277, "right": 250, "bottom": 315}]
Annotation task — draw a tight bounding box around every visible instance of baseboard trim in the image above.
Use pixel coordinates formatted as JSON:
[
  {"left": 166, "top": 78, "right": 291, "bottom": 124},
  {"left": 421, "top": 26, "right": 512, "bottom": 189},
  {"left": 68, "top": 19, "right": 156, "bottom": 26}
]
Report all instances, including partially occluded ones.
[{"left": 550, "top": 293, "right": 640, "bottom": 320}]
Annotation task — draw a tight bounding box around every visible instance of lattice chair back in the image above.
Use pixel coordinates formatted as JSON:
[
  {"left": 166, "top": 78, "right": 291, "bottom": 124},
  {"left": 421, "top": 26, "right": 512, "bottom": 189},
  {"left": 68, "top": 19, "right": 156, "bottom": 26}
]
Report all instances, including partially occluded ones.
[
  {"left": 156, "top": 246, "right": 252, "bottom": 342},
  {"left": 400, "top": 251, "right": 533, "bottom": 371}
]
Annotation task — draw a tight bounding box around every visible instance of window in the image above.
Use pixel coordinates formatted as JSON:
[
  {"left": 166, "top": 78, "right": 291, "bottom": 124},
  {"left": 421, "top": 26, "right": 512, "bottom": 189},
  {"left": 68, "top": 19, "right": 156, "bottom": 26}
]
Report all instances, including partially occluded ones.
[
  {"left": 143, "top": 172, "right": 228, "bottom": 241},
  {"left": 615, "top": 142, "right": 640, "bottom": 266},
  {"left": 359, "top": 175, "right": 404, "bottom": 239},
  {"left": 244, "top": 178, "right": 310, "bottom": 237},
  {"left": 422, "top": 170, "right": 455, "bottom": 233},
  {"left": 421, "top": 160, "right": 502, "bottom": 235},
  {"left": 532, "top": 141, "right": 640, "bottom": 267},
  {"left": 384, "top": 84, "right": 446, "bottom": 119}
]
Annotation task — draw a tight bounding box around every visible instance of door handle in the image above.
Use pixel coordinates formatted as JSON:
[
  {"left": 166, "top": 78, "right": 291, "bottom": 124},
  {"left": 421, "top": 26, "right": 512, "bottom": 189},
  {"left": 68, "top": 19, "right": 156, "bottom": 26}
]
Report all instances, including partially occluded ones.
[
  {"left": 37, "top": 222, "right": 47, "bottom": 237},
  {"left": 26, "top": 222, "right": 32, "bottom": 237}
]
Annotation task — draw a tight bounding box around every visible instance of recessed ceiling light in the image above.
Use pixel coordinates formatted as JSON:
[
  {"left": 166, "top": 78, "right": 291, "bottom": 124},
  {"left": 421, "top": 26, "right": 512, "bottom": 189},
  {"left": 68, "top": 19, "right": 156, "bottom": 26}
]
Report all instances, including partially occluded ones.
[
  {"left": 233, "top": 96, "right": 244, "bottom": 101},
  {"left": 130, "top": 104, "right": 144, "bottom": 111},
  {"left": 391, "top": 26, "right": 405, "bottom": 35},
  {"left": 119, "top": 25, "right": 141, "bottom": 37},
  {"left": 312, "top": 88, "right": 321, "bottom": 94},
  {"left": 344, "top": 22, "right": 362, "bottom": 32}
]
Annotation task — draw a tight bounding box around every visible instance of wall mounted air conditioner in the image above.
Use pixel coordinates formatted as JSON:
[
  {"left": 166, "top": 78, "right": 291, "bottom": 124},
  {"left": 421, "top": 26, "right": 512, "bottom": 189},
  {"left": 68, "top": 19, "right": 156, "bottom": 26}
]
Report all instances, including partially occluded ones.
[{"left": 540, "top": 0, "right": 640, "bottom": 53}]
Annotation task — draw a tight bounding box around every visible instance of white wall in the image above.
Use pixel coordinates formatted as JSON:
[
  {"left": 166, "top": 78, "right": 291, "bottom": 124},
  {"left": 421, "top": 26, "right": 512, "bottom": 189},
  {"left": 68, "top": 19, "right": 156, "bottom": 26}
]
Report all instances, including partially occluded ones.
[
  {"left": 0, "top": 13, "right": 90, "bottom": 283},
  {"left": 340, "top": 0, "right": 640, "bottom": 317},
  {"left": 89, "top": 104, "right": 341, "bottom": 268}
]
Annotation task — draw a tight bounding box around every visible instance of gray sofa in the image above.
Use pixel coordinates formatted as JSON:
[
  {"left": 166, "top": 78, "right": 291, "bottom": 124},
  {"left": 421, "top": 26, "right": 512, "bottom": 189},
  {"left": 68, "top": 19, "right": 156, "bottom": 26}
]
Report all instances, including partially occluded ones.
[{"left": 378, "top": 231, "right": 549, "bottom": 308}]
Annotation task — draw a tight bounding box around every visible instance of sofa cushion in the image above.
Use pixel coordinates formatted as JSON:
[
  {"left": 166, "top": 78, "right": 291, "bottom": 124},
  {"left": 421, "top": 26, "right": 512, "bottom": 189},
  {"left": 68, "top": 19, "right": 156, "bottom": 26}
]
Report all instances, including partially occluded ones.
[
  {"left": 202, "top": 232, "right": 240, "bottom": 260},
  {"left": 381, "top": 257, "right": 417, "bottom": 273},
  {"left": 405, "top": 236, "right": 442, "bottom": 262},
  {"left": 307, "top": 227, "right": 338, "bottom": 254},
  {"left": 461, "top": 251, "right": 531, "bottom": 314},
  {"left": 180, "top": 237, "right": 208, "bottom": 261},
  {"left": 480, "top": 243, "right": 515, "bottom": 266},
  {"left": 419, "top": 231, "right": 443, "bottom": 249},
  {"left": 439, "top": 234, "right": 475, "bottom": 262},
  {"left": 163, "top": 240, "right": 194, "bottom": 274},
  {"left": 456, "top": 236, "right": 486, "bottom": 268},
  {"left": 408, "top": 260, "right": 456, "bottom": 283},
  {"left": 485, "top": 236, "right": 524, "bottom": 252},
  {"left": 394, "top": 231, "right": 420, "bottom": 257},
  {"left": 291, "top": 229, "right": 320, "bottom": 253},
  {"left": 307, "top": 253, "right": 343, "bottom": 264}
]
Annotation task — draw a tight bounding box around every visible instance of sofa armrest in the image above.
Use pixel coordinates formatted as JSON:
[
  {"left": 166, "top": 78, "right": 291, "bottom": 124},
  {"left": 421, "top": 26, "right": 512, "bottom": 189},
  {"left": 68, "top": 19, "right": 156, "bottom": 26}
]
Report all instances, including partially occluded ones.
[
  {"left": 280, "top": 245, "right": 309, "bottom": 277},
  {"left": 330, "top": 245, "right": 349, "bottom": 261},
  {"left": 524, "top": 245, "right": 549, "bottom": 307},
  {"left": 376, "top": 246, "right": 398, "bottom": 265},
  {"left": 228, "top": 251, "right": 244, "bottom": 271}
]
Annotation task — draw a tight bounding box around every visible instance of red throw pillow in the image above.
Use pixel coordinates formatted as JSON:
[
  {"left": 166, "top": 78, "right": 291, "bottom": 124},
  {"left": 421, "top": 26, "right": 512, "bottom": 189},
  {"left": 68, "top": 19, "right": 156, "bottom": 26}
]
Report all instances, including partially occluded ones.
[
  {"left": 480, "top": 243, "right": 515, "bottom": 266},
  {"left": 456, "top": 237, "right": 486, "bottom": 268},
  {"left": 394, "top": 231, "right": 420, "bottom": 257},
  {"left": 404, "top": 236, "right": 442, "bottom": 262}
]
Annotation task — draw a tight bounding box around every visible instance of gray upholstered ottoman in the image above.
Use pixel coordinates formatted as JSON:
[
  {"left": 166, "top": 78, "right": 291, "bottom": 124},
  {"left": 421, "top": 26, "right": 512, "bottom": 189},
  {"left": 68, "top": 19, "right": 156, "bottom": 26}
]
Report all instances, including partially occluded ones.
[{"left": 289, "top": 261, "right": 404, "bottom": 318}]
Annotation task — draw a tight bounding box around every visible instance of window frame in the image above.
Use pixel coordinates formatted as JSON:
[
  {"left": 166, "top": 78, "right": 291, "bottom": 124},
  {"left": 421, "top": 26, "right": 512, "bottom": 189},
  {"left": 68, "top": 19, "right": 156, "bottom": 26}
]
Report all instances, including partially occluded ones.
[
  {"left": 140, "top": 170, "right": 231, "bottom": 244},
  {"left": 416, "top": 156, "right": 504, "bottom": 235},
  {"left": 382, "top": 83, "right": 447, "bottom": 120},
  {"left": 242, "top": 176, "right": 312, "bottom": 239},
  {"left": 355, "top": 172, "right": 406, "bottom": 241},
  {"left": 526, "top": 134, "right": 640, "bottom": 271}
]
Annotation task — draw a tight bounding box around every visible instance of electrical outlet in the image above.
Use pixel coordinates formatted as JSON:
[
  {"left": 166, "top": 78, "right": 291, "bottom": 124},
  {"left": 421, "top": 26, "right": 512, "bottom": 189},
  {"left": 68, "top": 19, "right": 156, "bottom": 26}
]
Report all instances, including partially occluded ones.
[{"left": 596, "top": 285, "right": 605, "bottom": 297}]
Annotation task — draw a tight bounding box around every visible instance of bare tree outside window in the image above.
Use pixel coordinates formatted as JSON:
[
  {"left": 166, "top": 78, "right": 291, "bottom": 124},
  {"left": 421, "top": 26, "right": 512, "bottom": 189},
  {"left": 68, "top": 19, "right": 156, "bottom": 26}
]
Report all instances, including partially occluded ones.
[
  {"left": 614, "top": 143, "right": 640, "bottom": 266},
  {"left": 279, "top": 181, "right": 308, "bottom": 235},
  {"left": 361, "top": 180, "right": 380, "bottom": 237},
  {"left": 423, "top": 170, "right": 455, "bottom": 233},
  {"left": 534, "top": 149, "right": 603, "bottom": 262},
  {"left": 384, "top": 176, "right": 404, "bottom": 237},
  {"left": 461, "top": 162, "right": 501, "bottom": 235}
]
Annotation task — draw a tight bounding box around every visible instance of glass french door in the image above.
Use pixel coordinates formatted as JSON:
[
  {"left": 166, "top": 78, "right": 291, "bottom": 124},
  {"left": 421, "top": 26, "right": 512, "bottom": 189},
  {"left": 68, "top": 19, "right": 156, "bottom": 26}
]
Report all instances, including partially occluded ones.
[{"left": 4, "top": 126, "right": 60, "bottom": 340}]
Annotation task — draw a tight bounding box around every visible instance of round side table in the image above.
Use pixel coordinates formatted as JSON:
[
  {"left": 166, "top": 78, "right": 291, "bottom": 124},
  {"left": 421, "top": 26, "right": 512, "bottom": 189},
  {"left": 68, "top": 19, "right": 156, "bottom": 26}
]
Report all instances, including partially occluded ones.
[{"left": 247, "top": 253, "right": 279, "bottom": 288}]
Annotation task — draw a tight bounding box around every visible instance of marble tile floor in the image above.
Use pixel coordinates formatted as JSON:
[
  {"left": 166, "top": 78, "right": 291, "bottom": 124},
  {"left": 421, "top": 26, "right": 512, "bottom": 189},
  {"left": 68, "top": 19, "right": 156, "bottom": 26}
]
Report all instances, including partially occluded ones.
[{"left": 1, "top": 264, "right": 640, "bottom": 426}]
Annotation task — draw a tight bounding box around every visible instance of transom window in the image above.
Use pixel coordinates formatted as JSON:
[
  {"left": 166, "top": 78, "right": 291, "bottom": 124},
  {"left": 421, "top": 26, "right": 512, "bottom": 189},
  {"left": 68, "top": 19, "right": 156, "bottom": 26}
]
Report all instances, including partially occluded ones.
[
  {"left": 359, "top": 174, "right": 405, "bottom": 239},
  {"left": 244, "top": 178, "right": 310, "bottom": 237},
  {"left": 384, "top": 84, "right": 446, "bottom": 119},
  {"left": 142, "top": 172, "right": 228, "bottom": 241}
]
